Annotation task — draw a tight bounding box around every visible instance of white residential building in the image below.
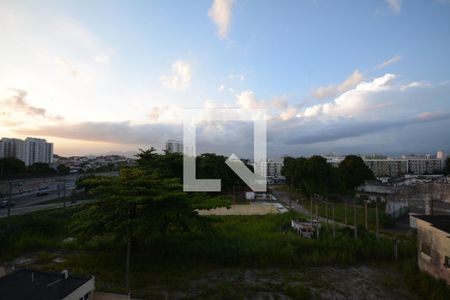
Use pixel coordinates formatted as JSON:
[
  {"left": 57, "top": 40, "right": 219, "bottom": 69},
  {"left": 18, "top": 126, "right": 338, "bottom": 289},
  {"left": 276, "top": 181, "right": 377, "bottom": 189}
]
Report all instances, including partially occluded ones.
[
  {"left": 165, "top": 140, "right": 183, "bottom": 154},
  {"left": 0, "top": 137, "right": 53, "bottom": 166},
  {"left": 402, "top": 151, "right": 446, "bottom": 175},
  {"left": 256, "top": 160, "right": 283, "bottom": 177}
]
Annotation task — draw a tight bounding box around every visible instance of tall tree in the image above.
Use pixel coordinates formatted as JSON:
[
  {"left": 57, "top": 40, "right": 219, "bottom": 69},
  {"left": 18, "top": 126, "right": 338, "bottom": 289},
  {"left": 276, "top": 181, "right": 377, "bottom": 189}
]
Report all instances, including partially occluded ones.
[
  {"left": 444, "top": 157, "right": 450, "bottom": 175},
  {"left": 0, "top": 157, "right": 26, "bottom": 177},
  {"left": 338, "top": 155, "right": 375, "bottom": 189},
  {"left": 71, "top": 167, "right": 229, "bottom": 292}
]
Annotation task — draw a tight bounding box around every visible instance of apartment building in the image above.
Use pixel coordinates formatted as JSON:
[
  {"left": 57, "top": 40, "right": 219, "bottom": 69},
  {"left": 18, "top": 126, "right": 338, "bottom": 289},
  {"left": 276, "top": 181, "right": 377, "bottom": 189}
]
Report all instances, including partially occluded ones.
[
  {"left": 363, "top": 158, "right": 408, "bottom": 177},
  {"left": 256, "top": 160, "right": 283, "bottom": 178},
  {"left": 402, "top": 153, "right": 446, "bottom": 175},
  {"left": 0, "top": 137, "right": 53, "bottom": 166},
  {"left": 165, "top": 140, "right": 183, "bottom": 154}
]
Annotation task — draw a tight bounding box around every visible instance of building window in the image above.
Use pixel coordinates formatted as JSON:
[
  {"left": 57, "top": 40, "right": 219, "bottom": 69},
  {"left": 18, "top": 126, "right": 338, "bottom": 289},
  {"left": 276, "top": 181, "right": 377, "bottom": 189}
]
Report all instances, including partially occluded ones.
[
  {"left": 445, "top": 256, "right": 450, "bottom": 268},
  {"left": 421, "top": 242, "right": 431, "bottom": 256}
]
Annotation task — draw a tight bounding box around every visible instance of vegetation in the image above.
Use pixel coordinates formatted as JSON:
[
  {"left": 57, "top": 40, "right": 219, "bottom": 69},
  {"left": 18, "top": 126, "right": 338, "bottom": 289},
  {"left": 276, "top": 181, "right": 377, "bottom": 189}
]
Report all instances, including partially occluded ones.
[
  {"left": 338, "top": 155, "right": 375, "bottom": 189},
  {"left": 282, "top": 155, "right": 375, "bottom": 195},
  {"left": 1, "top": 208, "right": 447, "bottom": 299},
  {"left": 444, "top": 157, "right": 450, "bottom": 175},
  {"left": 0, "top": 157, "right": 63, "bottom": 178},
  {"left": 135, "top": 148, "right": 252, "bottom": 192}
]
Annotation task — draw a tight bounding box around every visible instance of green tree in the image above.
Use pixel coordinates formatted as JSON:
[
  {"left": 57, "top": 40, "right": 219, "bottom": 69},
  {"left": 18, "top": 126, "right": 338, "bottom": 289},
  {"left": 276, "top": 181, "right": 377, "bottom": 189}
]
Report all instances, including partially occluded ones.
[
  {"left": 28, "top": 162, "right": 55, "bottom": 174},
  {"left": 282, "top": 156, "right": 341, "bottom": 196},
  {"left": 57, "top": 164, "right": 70, "bottom": 173},
  {"left": 0, "top": 157, "right": 26, "bottom": 177},
  {"left": 71, "top": 167, "right": 229, "bottom": 292},
  {"left": 444, "top": 157, "right": 450, "bottom": 175},
  {"left": 338, "top": 155, "right": 375, "bottom": 190}
]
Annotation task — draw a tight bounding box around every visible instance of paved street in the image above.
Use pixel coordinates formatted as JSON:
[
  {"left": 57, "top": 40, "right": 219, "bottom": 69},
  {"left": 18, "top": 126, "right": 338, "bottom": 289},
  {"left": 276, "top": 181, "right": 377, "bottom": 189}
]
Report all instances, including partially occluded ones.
[
  {"left": 271, "top": 188, "right": 354, "bottom": 229},
  {"left": 0, "top": 200, "right": 94, "bottom": 219}
]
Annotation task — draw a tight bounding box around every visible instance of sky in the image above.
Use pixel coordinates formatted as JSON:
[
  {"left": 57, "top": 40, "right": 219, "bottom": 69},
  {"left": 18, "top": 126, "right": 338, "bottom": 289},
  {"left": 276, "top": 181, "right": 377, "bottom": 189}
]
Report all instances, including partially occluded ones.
[{"left": 1, "top": 0, "right": 450, "bottom": 158}]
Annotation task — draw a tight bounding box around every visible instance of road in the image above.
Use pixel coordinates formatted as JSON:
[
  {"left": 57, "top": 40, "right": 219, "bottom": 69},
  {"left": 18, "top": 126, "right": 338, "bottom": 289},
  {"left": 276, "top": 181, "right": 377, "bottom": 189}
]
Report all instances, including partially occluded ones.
[
  {"left": 0, "top": 200, "right": 94, "bottom": 219},
  {"left": 271, "top": 188, "right": 355, "bottom": 229}
]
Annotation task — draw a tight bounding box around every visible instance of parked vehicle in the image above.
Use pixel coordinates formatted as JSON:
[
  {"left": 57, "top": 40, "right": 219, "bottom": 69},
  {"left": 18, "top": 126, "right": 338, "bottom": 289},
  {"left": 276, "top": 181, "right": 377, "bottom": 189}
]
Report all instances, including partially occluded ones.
[{"left": 0, "top": 200, "right": 15, "bottom": 209}]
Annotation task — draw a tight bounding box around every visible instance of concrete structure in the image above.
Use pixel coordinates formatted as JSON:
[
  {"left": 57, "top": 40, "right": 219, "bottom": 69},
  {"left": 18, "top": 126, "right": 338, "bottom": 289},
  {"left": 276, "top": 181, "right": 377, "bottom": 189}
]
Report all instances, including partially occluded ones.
[
  {"left": 415, "top": 215, "right": 450, "bottom": 285},
  {"left": 402, "top": 153, "right": 446, "bottom": 175},
  {"left": 165, "top": 139, "right": 183, "bottom": 154},
  {"left": 356, "top": 180, "right": 450, "bottom": 219},
  {"left": 0, "top": 138, "right": 26, "bottom": 161},
  {"left": 197, "top": 203, "right": 283, "bottom": 215},
  {"left": 0, "top": 269, "right": 95, "bottom": 300},
  {"left": 0, "top": 137, "right": 53, "bottom": 166},
  {"left": 363, "top": 157, "right": 408, "bottom": 177},
  {"left": 323, "top": 155, "right": 345, "bottom": 167},
  {"left": 255, "top": 160, "right": 283, "bottom": 177}
]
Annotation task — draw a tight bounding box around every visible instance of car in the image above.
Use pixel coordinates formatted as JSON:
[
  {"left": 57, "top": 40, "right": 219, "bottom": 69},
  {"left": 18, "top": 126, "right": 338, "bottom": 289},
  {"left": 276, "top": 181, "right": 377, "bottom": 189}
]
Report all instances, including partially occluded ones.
[
  {"left": 0, "top": 200, "right": 15, "bottom": 209},
  {"left": 36, "top": 192, "right": 49, "bottom": 197}
]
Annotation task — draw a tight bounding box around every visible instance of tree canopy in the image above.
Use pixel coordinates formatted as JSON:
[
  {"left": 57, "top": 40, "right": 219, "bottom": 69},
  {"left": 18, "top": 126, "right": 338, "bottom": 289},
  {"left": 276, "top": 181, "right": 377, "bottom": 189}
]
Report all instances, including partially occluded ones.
[
  {"left": 0, "top": 157, "right": 26, "bottom": 177},
  {"left": 282, "top": 155, "right": 374, "bottom": 195},
  {"left": 338, "top": 155, "right": 375, "bottom": 189},
  {"left": 282, "top": 155, "right": 343, "bottom": 196},
  {"left": 72, "top": 161, "right": 231, "bottom": 243}
]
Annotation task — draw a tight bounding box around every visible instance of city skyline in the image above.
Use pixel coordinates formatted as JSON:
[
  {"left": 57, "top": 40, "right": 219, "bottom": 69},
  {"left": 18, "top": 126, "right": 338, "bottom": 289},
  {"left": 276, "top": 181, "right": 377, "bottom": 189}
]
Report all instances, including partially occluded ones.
[{"left": 1, "top": 0, "right": 450, "bottom": 157}]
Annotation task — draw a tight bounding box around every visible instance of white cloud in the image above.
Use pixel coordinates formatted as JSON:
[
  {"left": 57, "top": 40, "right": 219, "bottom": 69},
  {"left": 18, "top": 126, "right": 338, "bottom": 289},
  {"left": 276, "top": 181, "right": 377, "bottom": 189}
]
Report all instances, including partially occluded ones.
[
  {"left": 312, "top": 70, "right": 364, "bottom": 99},
  {"left": 56, "top": 57, "right": 80, "bottom": 77},
  {"left": 376, "top": 55, "right": 402, "bottom": 69},
  {"left": 208, "top": 0, "right": 234, "bottom": 39},
  {"left": 385, "top": 0, "right": 402, "bottom": 14},
  {"left": 95, "top": 55, "right": 110, "bottom": 64},
  {"left": 229, "top": 73, "right": 245, "bottom": 81},
  {"left": 160, "top": 60, "right": 192, "bottom": 91},
  {"left": 236, "top": 90, "right": 264, "bottom": 109},
  {"left": 303, "top": 73, "right": 397, "bottom": 118}
]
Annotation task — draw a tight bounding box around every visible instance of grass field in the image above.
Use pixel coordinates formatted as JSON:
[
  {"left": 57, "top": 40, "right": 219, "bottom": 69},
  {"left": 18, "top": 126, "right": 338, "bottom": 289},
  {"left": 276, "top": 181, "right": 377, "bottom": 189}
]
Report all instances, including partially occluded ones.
[{"left": 0, "top": 206, "right": 448, "bottom": 299}]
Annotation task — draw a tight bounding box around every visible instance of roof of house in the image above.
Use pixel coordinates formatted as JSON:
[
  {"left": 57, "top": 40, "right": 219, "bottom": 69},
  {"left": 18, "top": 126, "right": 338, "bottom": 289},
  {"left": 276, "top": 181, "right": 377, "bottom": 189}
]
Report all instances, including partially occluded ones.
[
  {"left": 415, "top": 215, "right": 450, "bottom": 235},
  {"left": 0, "top": 269, "right": 92, "bottom": 300}
]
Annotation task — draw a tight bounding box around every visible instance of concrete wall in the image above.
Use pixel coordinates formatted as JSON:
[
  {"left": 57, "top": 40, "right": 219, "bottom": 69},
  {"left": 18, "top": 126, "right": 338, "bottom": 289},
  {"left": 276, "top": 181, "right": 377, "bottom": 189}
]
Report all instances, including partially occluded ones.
[
  {"left": 197, "top": 203, "right": 278, "bottom": 215},
  {"left": 94, "top": 291, "right": 131, "bottom": 300},
  {"left": 417, "top": 219, "right": 450, "bottom": 285},
  {"left": 63, "top": 277, "right": 95, "bottom": 300}
]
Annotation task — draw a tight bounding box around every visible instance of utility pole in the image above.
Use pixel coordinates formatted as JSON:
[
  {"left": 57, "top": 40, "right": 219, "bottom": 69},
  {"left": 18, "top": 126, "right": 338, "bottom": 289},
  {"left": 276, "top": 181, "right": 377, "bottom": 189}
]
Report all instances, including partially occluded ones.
[
  {"left": 364, "top": 201, "right": 368, "bottom": 230},
  {"left": 63, "top": 179, "right": 66, "bottom": 209},
  {"left": 7, "top": 182, "right": 12, "bottom": 229},
  {"left": 289, "top": 185, "right": 292, "bottom": 208},
  {"left": 353, "top": 203, "right": 357, "bottom": 240},
  {"left": 325, "top": 197, "right": 328, "bottom": 227},
  {"left": 125, "top": 201, "right": 136, "bottom": 296},
  {"left": 332, "top": 204, "right": 335, "bottom": 238},
  {"left": 344, "top": 198, "right": 348, "bottom": 225},
  {"left": 315, "top": 204, "right": 319, "bottom": 240},
  {"left": 375, "top": 199, "right": 379, "bottom": 240}
]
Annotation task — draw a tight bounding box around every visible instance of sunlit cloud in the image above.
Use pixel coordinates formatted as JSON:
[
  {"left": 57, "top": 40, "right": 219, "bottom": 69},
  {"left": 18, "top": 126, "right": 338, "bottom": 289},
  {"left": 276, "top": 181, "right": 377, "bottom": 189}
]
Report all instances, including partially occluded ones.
[
  {"left": 208, "top": 0, "right": 235, "bottom": 39},
  {"left": 160, "top": 60, "right": 192, "bottom": 91}
]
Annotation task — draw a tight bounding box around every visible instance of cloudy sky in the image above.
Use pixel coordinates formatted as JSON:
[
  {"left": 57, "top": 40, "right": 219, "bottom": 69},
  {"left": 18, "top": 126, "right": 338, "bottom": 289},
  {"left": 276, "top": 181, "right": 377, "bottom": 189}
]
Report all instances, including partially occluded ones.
[{"left": 1, "top": 0, "right": 450, "bottom": 158}]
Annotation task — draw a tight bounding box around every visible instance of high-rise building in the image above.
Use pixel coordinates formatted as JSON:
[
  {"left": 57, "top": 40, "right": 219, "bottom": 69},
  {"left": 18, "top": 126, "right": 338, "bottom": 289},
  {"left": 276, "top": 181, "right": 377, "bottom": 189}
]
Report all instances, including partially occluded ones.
[
  {"left": 0, "top": 138, "right": 25, "bottom": 159},
  {"left": 0, "top": 137, "right": 53, "bottom": 166},
  {"left": 363, "top": 158, "right": 408, "bottom": 177},
  {"left": 401, "top": 151, "right": 446, "bottom": 175},
  {"left": 256, "top": 160, "right": 283, "bottom": 177},
  {"left": 165, "top": 140, "right": 183, "bottom": 154}
]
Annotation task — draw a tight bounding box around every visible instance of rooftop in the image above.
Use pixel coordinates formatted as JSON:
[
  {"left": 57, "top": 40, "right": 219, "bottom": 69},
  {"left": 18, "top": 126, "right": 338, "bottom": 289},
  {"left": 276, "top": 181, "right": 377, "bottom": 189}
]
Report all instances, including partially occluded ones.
[
  {"left": 415, "top": 215, "right": 450, "bottom": 235},
  {"left": 0, "top": 269, "right": 92, "bottom": 300}
]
